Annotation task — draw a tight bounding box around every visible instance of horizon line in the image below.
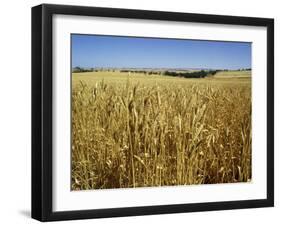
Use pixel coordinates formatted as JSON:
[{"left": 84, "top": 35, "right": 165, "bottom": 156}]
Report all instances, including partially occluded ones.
[{"left": 72, "top": 66, "right": 252, "bottom": 70}]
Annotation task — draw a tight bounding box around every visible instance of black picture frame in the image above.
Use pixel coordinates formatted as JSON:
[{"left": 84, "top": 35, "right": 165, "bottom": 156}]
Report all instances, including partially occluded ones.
[{"left": 32, "top": 3, "right": 274, "bottom": 222}]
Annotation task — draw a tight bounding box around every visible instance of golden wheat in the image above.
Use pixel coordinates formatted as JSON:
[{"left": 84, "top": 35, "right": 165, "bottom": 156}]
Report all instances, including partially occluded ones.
[{"left": 71, "top": 72, "right": 251, "bottom": 190}]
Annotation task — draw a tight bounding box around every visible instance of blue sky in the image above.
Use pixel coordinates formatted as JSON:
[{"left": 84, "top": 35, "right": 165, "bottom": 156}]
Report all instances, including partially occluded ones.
[{"left": 72, "top": 34, "right": 251, "bottom": 70}]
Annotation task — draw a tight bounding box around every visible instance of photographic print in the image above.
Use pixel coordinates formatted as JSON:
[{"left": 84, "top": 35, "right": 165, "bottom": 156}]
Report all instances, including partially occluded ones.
[{"left": 71, "top": 34, "right": 252, "bottom": 190}]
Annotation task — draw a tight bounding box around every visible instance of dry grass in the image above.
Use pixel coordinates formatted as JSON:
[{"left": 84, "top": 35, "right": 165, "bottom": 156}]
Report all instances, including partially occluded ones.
[{"left": 71, "top": 72, "right": 251, "bottom": 190}]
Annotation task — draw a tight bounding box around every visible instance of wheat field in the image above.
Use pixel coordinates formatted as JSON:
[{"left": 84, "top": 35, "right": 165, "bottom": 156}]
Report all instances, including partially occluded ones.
[{"left": 71, "top": 71, "right": 251, "bottom": 190}]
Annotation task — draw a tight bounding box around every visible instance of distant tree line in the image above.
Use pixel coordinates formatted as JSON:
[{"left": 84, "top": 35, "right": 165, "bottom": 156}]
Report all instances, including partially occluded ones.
[
  {"left": 72, "top": 67, "right": 92, "bottom": 73},
  {"left": 163, "top": 70, "right": 219, "bottom": 78},
  {"left": 74, "top": 67, "right": 247, "bottom": 79},
  {"left": 120, "top": 69, "right": 220, "bottom": 78},
  {"left": 120, "top": 70, "right": 162, "bottom": 75},
  {"left": 73, "top": 67, "right": 116, "bottom": 73}
]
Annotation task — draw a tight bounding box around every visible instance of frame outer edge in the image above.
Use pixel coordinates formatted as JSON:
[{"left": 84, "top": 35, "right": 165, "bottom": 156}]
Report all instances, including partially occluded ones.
[
  {"left": 32, "top": 4, "right": 54, "bottom": 221},
  {"left": 42, "top": 4, "right": 54, "bottom": 221},
  {"left": 31, "top": 5, "right": 44, "bottom": 221},
  {"left": 31, "top": 3, "right": 275, "bottom": 221}
]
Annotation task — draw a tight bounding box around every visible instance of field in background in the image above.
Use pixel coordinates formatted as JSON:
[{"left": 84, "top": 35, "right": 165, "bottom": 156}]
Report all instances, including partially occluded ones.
[
  {"left": 213, "top": 70, "right": 251, "bottom": 79},
  {"left": 71, "top": 71, "right": 252, "bottom": 190}
]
